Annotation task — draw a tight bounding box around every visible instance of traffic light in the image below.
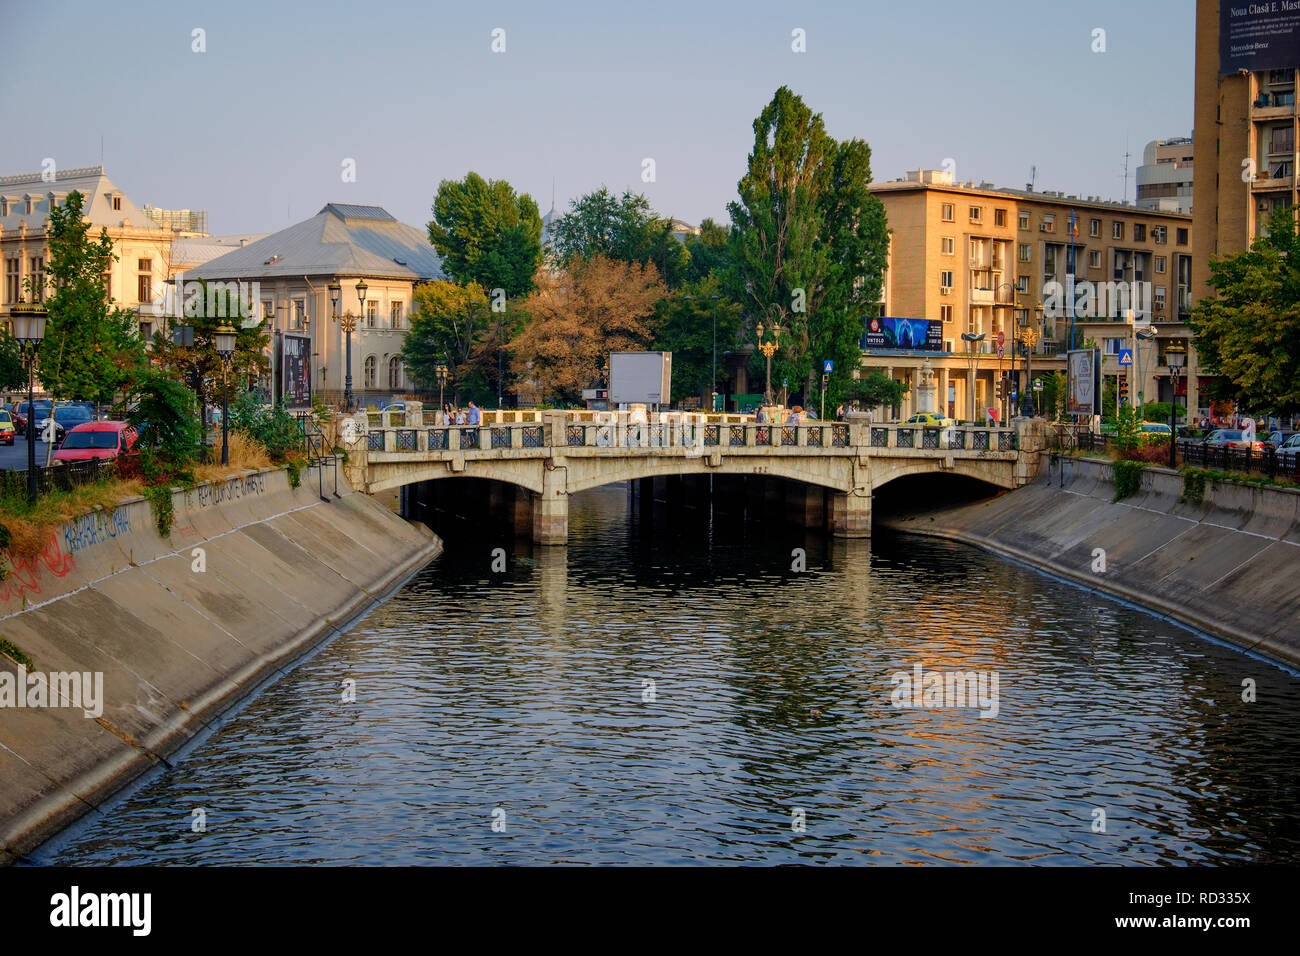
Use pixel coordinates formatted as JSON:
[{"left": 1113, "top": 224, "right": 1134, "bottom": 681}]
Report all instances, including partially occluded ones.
[{"left": 1119, "top": 376, "right": 1130, "bottom": 406}]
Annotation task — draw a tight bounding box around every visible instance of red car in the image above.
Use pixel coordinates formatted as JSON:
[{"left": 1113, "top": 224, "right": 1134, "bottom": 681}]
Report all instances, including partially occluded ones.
[{"left": 52, "top": 421, "right": 139, "bottom": 461}]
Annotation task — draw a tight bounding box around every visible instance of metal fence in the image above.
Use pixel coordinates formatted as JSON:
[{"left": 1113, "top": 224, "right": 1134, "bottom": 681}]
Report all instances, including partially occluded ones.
[
  {"left": 1073, "top": 432, "right": 1300, "bottom": 480},
  {"left": 0, "top": 456, "right": 115, "bottom": 499}
]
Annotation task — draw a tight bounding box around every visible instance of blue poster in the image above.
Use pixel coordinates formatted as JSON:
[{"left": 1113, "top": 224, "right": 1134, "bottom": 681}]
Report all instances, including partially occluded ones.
[{"left": 861, "top": 316, "right": 943, "bottom": 351}]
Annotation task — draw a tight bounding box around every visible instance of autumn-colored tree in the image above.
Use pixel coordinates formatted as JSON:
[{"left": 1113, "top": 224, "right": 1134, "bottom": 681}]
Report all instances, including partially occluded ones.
[{"left": 509, "top": 256, "right": 665, "bottom": 404}]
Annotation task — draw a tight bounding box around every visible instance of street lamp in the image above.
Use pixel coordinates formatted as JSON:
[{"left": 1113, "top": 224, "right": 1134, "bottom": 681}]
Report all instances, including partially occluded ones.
[
  {"left": 710, "top": 293, "right": 720, "bottom": 412},
  {"left": 1165, "top": 340, "right": 1186, "bottom": 469},
  {"left": 328, "top": 279, "right": 343, "bottom": 407},
  {"left": 756, "top": 321, "right": 782, "bottom": 407},
  {"left": 214, "top": 323, "right": 237, "bottom": 466},
  {"left": 1134, "top": 326, "right": 1156, "bottom": 418},
  {"left": 1018, "top": 306, "right": 1042, "bottom": 417},
  {"left": 354, "top": 279, "right": 367, "bottom": 405},
  {"left": 11, "top": 301, "right": 47, "bottom": 504},
  {"left": 994, "top": 282, "right": 1018, "bottom": 421},
  {"left": 436, "top": 363, "right": 449, "bottom": 411},
  {"left": 961, "top": 331, "right": 985, "bottom": 424}
]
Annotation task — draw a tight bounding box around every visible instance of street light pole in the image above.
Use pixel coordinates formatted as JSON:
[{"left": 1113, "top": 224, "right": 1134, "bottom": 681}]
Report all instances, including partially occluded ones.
[
  {"left": 215, "top": 323, "right": 236, "bottom": 466},
  {"left": 328, "top": 280, "right": 342, "bottom": 407},
  {"left": 756, "top": 321, "right": 782, "bottom": 407},
  {"left": 1166, "top": 341, "right": 1186, "bottom": 469},
  {"left": 11, "top": 302, "right": 48, "bottom": 504},
  {"left": 961, "top": 331, "right": 985, "bottom": 423},
  {"left": 711, "top": 293, "right": 720, "bottom": 412},
  {"left": 354, "top": 279, "right": 368, "bottom": 406},
  {"left": 1135, "top": 326, "right": 1155, "bottom": 419}
]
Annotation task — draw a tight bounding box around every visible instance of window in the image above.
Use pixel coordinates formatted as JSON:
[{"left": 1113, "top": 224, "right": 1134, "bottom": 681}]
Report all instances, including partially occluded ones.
[
  {"left": 1016, "top": 275, "right": 1029, "bottom": 294},
  {"left": 136, "top": 259, "right": 152, "bottom": 304},
  {"left": 941, "top": 237, "right": 955, "bottom": 255},
  {"left": 1155, "top": 255, "right": 1166, "bottom": 274},
  {"left": 1089, "top": 250, "right": 1102, "bottom": 268},
  {"left": 969, "top": 238, "right": 981, "bottom": 261},
  {"left": 366, "top": 300, "right": 379, "bottom": 327},
  {"left": 939, "top": 270, "right": 953, "bottom": 288},
  {"left": 941, "top": 203, "right": 954, "bottom": 222},
  {"left": 4, "top": 258, "right": 19, "bottom": 304},
  {"left": 388, "top": 356, "right": 402, "bottom": 389},
  {"left": 1019, "top": 212, "right": 1030, "bottom": 230},
  {"left": 29, "top": 257, "right": 44, "bottom": 302},
  {"left": 1153, "top": 225, "right": 1167, "bottom": 244},
  {"left": 1103, "top": 338, "right": 1123, "bottom": 355},
  {"left": 390, "top": 301, "right": 404, "bottom": 328},
  {"left": 262, "top": 301, "right": 275, "bottom": 324},
  {"left": 1019, "top": 243, "right": 1031, "bottom": 262},
  {"left": 0, "top": 198, "right": 7, "bottom": 216},
  {"left": 139, "top": 321, "right": 153, "bottom": 340},
  {"left": 1272, "top": 125, "right": 1294, "bottom": 154},
  {"left": 364, "top": 355, "right": 376, "bottom": 388},
  {"left": 1090, "top": 218, "right": 1101, "bottom": 237},
  {"left": 1041, "top": 213, "right": 1055, "bottom": 232},
  {"left": 1112, "top": 221, "right": 1124, "bottom": 240},
  {"left": 994, "top": 209, "right": 1006, "bottom": 227},
  {"left": 969, "top": 206, "right": 982, "bottom": 223},
  {"left": 1176, "top": 227, "right": 1188, "bottom": 245},
  {"left": 941, "top": 305, "right": 953, "bottom": 323},
  {"left": 1133, "top": 224, "right": 1146, "bottom": 242},
  {"left": 292, "top": 298, "right": 306, "bottom": 330},
  {"left": 1155, "top": 287, "right": 1166, "bottom": 310},
  {"left": 111, "top": 195, "right": 121, "bottom": 211}
]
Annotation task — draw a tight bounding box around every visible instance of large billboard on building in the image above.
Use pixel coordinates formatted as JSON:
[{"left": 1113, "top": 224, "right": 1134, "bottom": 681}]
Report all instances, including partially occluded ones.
[
  {"left": 861, "top": 316, "right": 943, "bottom": 351},
  {"left": 282, "top": 334, "right": 312, "bottom": 408},
  {"left": 1221, "top": 5, "right": 1300, "bottom": 73},
  {"left": 1066, "top": 348, "right": 1101, "bottom": 417}
]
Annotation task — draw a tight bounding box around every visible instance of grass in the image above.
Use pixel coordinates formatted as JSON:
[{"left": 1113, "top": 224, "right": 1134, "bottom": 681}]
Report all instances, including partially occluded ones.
[
  {"left": 0, "top": 477, "right": 142, "bottom": 558},
  {"left": 193, "top": 431, "right": 273, "bottom": 483},
  {"left": 0, "top": 636, "right": 33, "bottom": 668}
]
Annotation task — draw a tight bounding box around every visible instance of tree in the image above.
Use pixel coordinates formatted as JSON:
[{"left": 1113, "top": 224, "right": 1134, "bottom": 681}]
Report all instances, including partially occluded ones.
[
  {"left": 1189, "top": 206, "right": 1300, "bottom": 415},
  {"left": 0, "top": 334, "right": 25, "bottom": 391},
  {"left": 549, "top": 187, "right": 691, "bottom": 289},
  {"left": 728, "top": 87, "right": 889, "bottom": 406},
  {"left": 37, "top": 191, "right": 145, "bottom": 407},
  {"left": 683, "top": 218, "right": 733, "bottom": 286},
  {"left": 124, "top": 370, "right": 201, "bottom": 482},
  {"left": 428, "top": 173, "right": 544, "bottom": 300},
  {"left": 842, "top": 371, "right": 907, "bottom": 411},
  {"left": 652, "top": 276, "right": 742, "bottom": 403},
  {"left": 509, "top": 256, "right": 665, "bottom": 404},
  {"left": 401, "top": 280, "right": 492, "bottom": 403}
]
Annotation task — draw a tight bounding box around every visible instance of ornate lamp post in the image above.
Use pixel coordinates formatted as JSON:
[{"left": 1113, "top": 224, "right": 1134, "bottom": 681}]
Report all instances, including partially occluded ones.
[
  {"left": 961, "top": 331, "right": 985, "bottom": 423},
  {"left": 1134, "top": 326, "right": 1156, "bottom": 418},
  {"left": 756, "top": 321, "right": 781, "bottom": 407},
  {"left": 1166, "top": 340, "right": 1186, "bottom": 469},
  {"left": 328, "top": 280, "right": 343, "bottom": 407},
  {"left": 214, "top": 323, "right": 236, "bottom": 465},
  {"left": 11, "top": 301, "right": 48, "bottom": 504},
  {"left": 354, "top": 279, "right": 368, "bottom": 405},
  {"left": 1018, "top": 305, "right": 1042, "bottom": 417},
  {"left": 436, "top": 363, "right": 449, "bottom": 411},
  {"left": 710, "top": 293, "right": 720, "bottom": 412}
]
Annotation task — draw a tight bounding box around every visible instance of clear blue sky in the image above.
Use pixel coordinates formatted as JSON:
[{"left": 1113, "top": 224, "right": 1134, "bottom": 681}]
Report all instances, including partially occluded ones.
[{"left": 0, "top": 0, "right": 1195, "bottom": 236}]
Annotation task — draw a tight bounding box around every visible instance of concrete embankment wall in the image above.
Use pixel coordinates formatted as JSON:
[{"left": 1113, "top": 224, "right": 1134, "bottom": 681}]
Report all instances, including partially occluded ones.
[
  {"left": 0, "top": 465, "right": 439, "bottom": 863},
  {"left": 879, "top": 454, "right": 1300, "bottom": 669}
]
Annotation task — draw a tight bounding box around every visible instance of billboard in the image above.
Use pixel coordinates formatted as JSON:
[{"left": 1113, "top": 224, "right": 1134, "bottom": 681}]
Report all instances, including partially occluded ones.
[
  {"left": 1221, "top": 4, "right": 1300, "bottom": 73},
  {"left": 610, "top": 351, "right": 672, "bottom": 406},
  {"left": 282, "top": 334, "right": 312, "bottom": 408},
  {"left": 861, "top": 316, "right": 943, "bottom": 351},
  {"left": 1066, "top": 348, "right": 1101, "bottom": 417}
]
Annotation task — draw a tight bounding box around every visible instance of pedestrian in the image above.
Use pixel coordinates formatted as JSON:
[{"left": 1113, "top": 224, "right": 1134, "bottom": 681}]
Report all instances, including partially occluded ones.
[
  {"left": 455, "top": 407, "right": 468, "bottom": 426},
  {"left": 835, "top": 403, "right": 845, "bottom": 421},
  {"left": 786, "top": 405, "right": 802, "bottom": 424},
  {"left": 467, "top": 401, "right": 481, "bottom": 426},
  {"left": 755, "top": 407, "right": 766, "bottom": 424}
]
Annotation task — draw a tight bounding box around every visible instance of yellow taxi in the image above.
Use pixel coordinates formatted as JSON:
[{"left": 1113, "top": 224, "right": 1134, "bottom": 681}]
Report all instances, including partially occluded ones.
[{"left": 0, "top": 409, "right": 14, "bottom": 445}]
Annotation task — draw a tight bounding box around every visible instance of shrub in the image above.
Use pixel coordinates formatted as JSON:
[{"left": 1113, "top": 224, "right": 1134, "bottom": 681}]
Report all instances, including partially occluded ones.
[
  {"left": 286, "top": 459, "right": 301, "bottom": 489},
  {"left": 143, "top": 484, "right": 175, "bottom": 538},
  {"left": 230, "top": 391, "right": 304, "bottom": 461},
  {"left": 126, "top": 372, "right": 202, "bottom": 482},
  {"left": 1182, "top": 468, "right": 1210, "bottom": 505},
  {"left": 1121, "top": 440, "right": 1171, "bottom": 464},
  {"left": 1112, "top": 459, "right": 1144, "bottom": 501}
]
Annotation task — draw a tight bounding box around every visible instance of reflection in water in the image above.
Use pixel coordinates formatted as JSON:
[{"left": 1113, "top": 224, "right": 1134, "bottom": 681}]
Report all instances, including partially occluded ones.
[{"left": 39, "top": 484, "right": 1300, "bottom": 865}]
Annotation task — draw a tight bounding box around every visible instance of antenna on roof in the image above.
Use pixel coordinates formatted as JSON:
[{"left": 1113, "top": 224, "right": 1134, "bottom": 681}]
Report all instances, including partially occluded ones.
[
  {"left": 1027, "top": 165, "right": 1036, "bottom": 191},
  {"left": 100, "top": 135, "right": 104, "bottom": 169},
  {"left": 1121, "top": 139, "right": 1131, "bottom": 203}
]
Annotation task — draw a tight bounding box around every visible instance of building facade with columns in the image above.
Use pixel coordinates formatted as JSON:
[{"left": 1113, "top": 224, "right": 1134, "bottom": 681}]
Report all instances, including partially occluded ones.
[
  {"left": 867, "top": 170, "right": 1202, "bottom": 421},
  {"left": 187, "top": 203, "right": 443, "bottom": 406}
]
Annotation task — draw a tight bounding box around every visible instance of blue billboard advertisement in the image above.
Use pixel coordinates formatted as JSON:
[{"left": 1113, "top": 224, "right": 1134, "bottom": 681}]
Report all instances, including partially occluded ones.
[
  {"left": 861, "top": 316, "right": 944, "bottom": 351},
  {"left": 1221, "top": 4, "right": 1300, "bottom": 74}
]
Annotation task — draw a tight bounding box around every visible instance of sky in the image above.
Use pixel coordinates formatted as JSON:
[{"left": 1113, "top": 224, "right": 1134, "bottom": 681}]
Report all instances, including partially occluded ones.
[{"left": 0, "top": 0, "right": 1196, "bottom": 237}]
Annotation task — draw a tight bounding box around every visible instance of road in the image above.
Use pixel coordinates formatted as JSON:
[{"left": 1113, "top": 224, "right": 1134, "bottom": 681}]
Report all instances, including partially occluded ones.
[{"left": 0, "top": 435, "right": 56, "bottom": 470}]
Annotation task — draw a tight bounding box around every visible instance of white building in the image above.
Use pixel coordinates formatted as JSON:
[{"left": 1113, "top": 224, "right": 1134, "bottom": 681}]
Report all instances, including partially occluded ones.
[{"left": 1136, "top": 137, "right": 1194, "bottom": 214}]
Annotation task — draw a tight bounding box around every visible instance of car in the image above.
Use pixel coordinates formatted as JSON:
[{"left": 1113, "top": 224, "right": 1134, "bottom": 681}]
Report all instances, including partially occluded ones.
[
  {"left": 1200, "top": 429, "right": 1265, "bottom": 451},
  {"left": 1279, "top": 432, "right": 1300, "bottom": 466},
  {"left": 1260, "top": 430, "right": 1293, "bottom": 448},
  {"left": 12, "top": 399, "right": 52, "bottom": 436},
  {"left": 53, "top": 421, "right": 139, "bottom": 462},
  {"left": 0, "top": 410, "right": 14, "bottom": 445},
  {"left": 33, "top": 405, "right": 93, "bottom": 445},
  {"left": 903, "top": 412, "right": 954, "bottom": 429},
  {"left": 1140, "top": 421, "right": 1172, "bottom": 435}
]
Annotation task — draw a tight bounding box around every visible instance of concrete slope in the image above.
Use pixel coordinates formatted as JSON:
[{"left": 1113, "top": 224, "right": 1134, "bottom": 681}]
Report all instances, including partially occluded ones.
[
  {"left": 881, "top": 455, "right": 1300, "bottom": 669},
  {"left": 0, "top": 466, "right": 439, "bottom": 863}
]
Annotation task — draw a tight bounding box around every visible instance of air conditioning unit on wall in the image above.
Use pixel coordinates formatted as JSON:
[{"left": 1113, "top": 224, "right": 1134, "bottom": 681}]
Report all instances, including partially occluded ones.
[{"left": 940, "top": 287, "right": 951, "bottom": 295}]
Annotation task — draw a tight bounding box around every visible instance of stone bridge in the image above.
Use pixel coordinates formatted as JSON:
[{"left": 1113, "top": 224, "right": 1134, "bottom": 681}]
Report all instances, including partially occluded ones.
[{"left": 340, "top": 405, "right": 1046, "bottom": 544}]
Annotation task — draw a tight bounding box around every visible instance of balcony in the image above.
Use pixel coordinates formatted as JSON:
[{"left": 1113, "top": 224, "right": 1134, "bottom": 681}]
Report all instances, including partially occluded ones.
[
  {"left": 970, "top": 288, "right": 994, "bottom": 305},
  {"left": 1251, "top": 173, "right": 1294, "bottom": 192}
]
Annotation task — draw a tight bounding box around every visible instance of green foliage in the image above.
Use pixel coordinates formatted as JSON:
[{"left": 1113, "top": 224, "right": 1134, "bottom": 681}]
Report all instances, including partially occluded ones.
[
  {"left": 1141, "top": 401, "right": 1186, "bottom": 423},
  {"left": 1113, "top": 406, "right": 1142, "bottom": 453},
  {"left": 125, "top": 371, "right": 202, "bottom": 481},
  {"left": 286, "top": 459, "right": 302, "bottom": 489},
  {"left": 401, "top": 280, "right": 497, "bottom": 403},
  {"left": 37, "top": 191, "right": 145, "bottom": 404},
  {"left": 727, "top": 86, "right": 889, "bottom": 404},
  {"left": 0, "top": 333, "right": 25, "bottom": 391},
  {"left": 428, "top": 172, "right": 544, "bottom": 299},
  {"left": 0, "top": 636, "right": 33, "bottom": 668},
  {"left": 842, "top": 371, "right": 908, "bottom": 410},
  {"left": 1181, "top": 468, "right": 1209, "bottom": 504},
  {"left": 1190, "top": 206, "right": 1300, "bottom": 415},
  {"left": 549, "top": 188, "right": 692, "bottom": 289},
  {"left": 652, "top": 276, "right": 742, "bottom": 402},
  {"left": 1111, "top": 459, "right": 1145, "bottom": 502},
  {"left": 230, "top": 391, "right": 303, "bottom": 461},
  {"left": 143, "top": 485, "right": 175, "bottom": 538}
]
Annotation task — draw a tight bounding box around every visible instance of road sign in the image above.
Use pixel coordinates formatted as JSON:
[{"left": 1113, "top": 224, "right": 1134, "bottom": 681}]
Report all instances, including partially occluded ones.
[
  {"left": 997, "top": 344, "right": 1004, "bottom": 359},
  {"left": 1118, "top": 349, "right": 1133, "bottom": 366},
  {"left": 1033, "top": 378, "right": 1044, "bottom": 391},
  {"left": 997, "top": 331, "right": 1005, "bottom": 346},
  {"left": 823, "top": 360, "right": 833, "bottom": 373}
]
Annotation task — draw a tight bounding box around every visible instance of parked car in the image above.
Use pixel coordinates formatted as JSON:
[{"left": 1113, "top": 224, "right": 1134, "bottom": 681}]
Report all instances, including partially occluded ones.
[
  {"left": 13, "top": 399, "right": 52, "bottom": 436},
  {"left": 1139, "top": 421, "right": 1172, "bottom": 436},
  {"left": 1200, "top": 429, "right": 1265, "bottom": 452},
  {"left": 33, "top": 405, "right": 93, "bottom": 445},
  {"left": 1260, "top": 430, "right": 1293, "bottom": 448},
  {"left": 1278, "top": 432, "right": 1300, "bottom": 466},
  {"left": 902, "top": 412, "right": 954, "bottom": 429},
  {"left": 0, "top": 410, "right": 14, "bottom": 445},
  {"left": 53, "top": 421, "right": 139, "bottom": 462}
]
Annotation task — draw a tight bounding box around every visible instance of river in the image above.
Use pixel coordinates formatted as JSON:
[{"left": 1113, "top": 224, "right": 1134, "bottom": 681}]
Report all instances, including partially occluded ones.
[{"left": 37, "top": 483, "right": 1300, "bottom": 865}]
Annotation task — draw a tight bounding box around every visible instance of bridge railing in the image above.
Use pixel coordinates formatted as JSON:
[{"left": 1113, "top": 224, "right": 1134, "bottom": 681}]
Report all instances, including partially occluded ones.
[{"left": 358, "top": 415, "right": 1018, "bottom": 455}]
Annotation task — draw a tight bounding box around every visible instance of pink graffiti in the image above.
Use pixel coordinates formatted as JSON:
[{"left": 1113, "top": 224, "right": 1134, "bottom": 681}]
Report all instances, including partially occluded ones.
[{"left": 0, "top": 533, "right": 77, "bottom": 603}]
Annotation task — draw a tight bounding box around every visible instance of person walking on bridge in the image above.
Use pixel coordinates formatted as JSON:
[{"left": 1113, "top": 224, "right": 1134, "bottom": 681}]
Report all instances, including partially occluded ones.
[{"left": 467, "top": 401, "right": 481, "bottom": 426}]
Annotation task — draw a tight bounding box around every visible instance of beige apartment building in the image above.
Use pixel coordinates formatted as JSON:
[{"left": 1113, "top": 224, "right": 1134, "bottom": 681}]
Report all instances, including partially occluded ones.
[
  {"left": 1193, "top": 1, "right": 1299, "bottom": 304},
  {"left": 868, "top": 170, "right": 1204, "bottom": 420}
]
